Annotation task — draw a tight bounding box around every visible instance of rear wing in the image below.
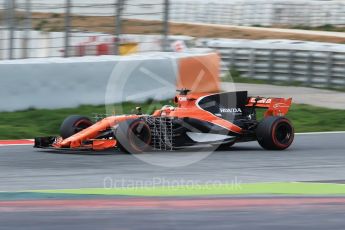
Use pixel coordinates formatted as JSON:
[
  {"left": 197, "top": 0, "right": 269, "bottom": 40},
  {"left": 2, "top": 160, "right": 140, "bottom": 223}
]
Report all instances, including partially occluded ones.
[{"left": 246, "top": 97, "right": 293, "bottom": 117}]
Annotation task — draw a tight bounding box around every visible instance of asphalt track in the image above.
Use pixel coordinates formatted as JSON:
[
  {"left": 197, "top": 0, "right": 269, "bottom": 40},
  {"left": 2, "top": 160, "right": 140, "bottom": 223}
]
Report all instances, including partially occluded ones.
[
  {"left": 0, "top": 132, "right": 344, "bottom": 191},
  {"left": 1, "top": 197, "right": 345, "bottom": 230},
  {"left": 1, "top": 132, "right": 345, "bottom": 229}
]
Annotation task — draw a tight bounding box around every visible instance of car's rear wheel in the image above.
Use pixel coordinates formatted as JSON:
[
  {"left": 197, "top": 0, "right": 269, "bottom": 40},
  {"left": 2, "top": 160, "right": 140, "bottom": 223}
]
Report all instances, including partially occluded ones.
[
  {"left": 60, "top": 115, "right": 93, "bottom": 139},
  {"left": 256, "top": 116, "right": 294, "bottom": 150},
  {"left": 115, "top": 119, "right": 152, "bottom": 154}
]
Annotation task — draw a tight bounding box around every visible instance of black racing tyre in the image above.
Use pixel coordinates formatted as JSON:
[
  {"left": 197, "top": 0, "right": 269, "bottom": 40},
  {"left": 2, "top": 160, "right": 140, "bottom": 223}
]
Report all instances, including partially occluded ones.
[
  {"left": 256, "top": 116, "right": 294, "bottom": 150},
  {"left": 115, "top": 119, "right": 152, "bottom": 154},
  {"left": 60, "top": 115, "right": 93, "bottom": 139}
]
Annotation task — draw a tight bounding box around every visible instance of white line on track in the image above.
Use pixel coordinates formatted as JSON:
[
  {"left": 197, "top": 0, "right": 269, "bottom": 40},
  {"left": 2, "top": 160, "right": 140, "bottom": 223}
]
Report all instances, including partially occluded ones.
[{"left": 296, "top": 131, "right": 345, "bottom": 135}]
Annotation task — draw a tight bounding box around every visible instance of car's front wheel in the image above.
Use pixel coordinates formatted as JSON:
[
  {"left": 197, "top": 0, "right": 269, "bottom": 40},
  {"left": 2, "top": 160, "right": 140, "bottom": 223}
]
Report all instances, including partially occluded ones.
[
  {"left": 60, "top": 115, "right": 93, "bottom": 139},
  {"left": 115, "top": 119, "right": 152, "bottom": 154}
]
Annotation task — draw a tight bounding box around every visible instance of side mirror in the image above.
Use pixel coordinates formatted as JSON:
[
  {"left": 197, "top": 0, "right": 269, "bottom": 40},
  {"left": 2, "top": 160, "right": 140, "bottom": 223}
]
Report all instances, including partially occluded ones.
[{"left": 176, "top": 88, "right": 191, "bottom": 96}]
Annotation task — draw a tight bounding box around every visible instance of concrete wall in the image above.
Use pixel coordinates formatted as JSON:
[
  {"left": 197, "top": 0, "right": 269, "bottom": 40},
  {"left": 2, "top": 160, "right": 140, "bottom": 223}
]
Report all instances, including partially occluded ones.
[{"left": 0, "top": 49, "right": 216, "bottom": 112}]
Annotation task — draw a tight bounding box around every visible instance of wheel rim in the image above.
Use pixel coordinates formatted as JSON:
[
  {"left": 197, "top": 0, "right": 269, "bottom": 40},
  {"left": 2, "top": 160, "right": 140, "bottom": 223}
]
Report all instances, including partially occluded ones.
[
  {"left": 74, "top": 120, "right": 92, "bottom": 132},
  {"left": 275, "top": 122, "right": 293, "bottom": 145},
  {"left": 128, "top": 121, "right": 151, "bottom": 152}
]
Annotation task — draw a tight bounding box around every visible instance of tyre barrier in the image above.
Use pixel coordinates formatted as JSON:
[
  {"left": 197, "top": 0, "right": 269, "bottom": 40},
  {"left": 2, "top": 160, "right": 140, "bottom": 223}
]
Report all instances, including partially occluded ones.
[{"left": 197, "top": 38, "right": 345, "bottom": 89}]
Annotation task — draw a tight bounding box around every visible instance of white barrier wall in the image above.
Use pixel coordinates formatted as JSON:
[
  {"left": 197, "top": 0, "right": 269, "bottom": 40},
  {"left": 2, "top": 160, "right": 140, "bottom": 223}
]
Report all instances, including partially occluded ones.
[
  {"left": 170, "top": 0, "right": 345, "bottom": 26},
  {"left": 0, "top": 49, "right": 213, "bottom": 112},
  {"left": 11, "top": 0, "right": 345, "bottom": 26}
]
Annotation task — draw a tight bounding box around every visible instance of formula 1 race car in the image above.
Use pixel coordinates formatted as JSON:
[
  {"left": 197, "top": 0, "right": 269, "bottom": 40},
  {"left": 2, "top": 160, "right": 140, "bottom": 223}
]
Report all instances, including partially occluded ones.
[{"left": 34, "top": 89, "right": 294, "bottom": 153}]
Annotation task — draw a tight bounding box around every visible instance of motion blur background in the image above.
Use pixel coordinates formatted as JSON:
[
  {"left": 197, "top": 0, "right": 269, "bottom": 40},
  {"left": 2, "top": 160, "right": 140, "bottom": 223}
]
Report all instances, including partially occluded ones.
[
  {"left": 1, "top": 0, "right": 345, "bottom": 90},
  {"left": 2, "top": 2, "right": 345, "bottom": 229}
]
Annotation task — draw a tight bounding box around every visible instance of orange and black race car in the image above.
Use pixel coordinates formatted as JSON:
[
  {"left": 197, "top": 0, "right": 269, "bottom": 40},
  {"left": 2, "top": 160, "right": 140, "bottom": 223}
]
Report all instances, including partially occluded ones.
[{"left": 34, "top": 89, "right": 294, "bottom": 153}]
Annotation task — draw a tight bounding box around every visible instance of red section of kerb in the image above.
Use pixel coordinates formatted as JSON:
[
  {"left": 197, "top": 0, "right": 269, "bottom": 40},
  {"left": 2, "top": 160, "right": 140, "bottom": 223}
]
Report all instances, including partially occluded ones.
[
  {"left": 1, "top": 197, "right": 345, "bottom": 212},
  {"left": 0, "top": 140, "right": 34, "bottom": 146}
]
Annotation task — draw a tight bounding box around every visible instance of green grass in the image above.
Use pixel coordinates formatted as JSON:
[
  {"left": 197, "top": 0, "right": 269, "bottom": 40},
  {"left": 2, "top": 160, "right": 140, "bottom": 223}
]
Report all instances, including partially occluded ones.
[
  {"left": 28, "top": 182, "right": 345, "bottom": 196},
  {"left": 0, "top": 100, "right": 171, "bottom": 140},
  {"left": 287, "top": 104, "right": 345, "bottom": 132},
  {"left": 255, "top": 24, "right": 345, "bottom": 33},
  {"left": 254, "top": 104, "right": 345, "bottom": 133},
  {"left": 291, "top": 24, "right": 345, "bottom": 33},
  {"left": 0, "top": 102, "right": 344, "bottom": 140}
]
